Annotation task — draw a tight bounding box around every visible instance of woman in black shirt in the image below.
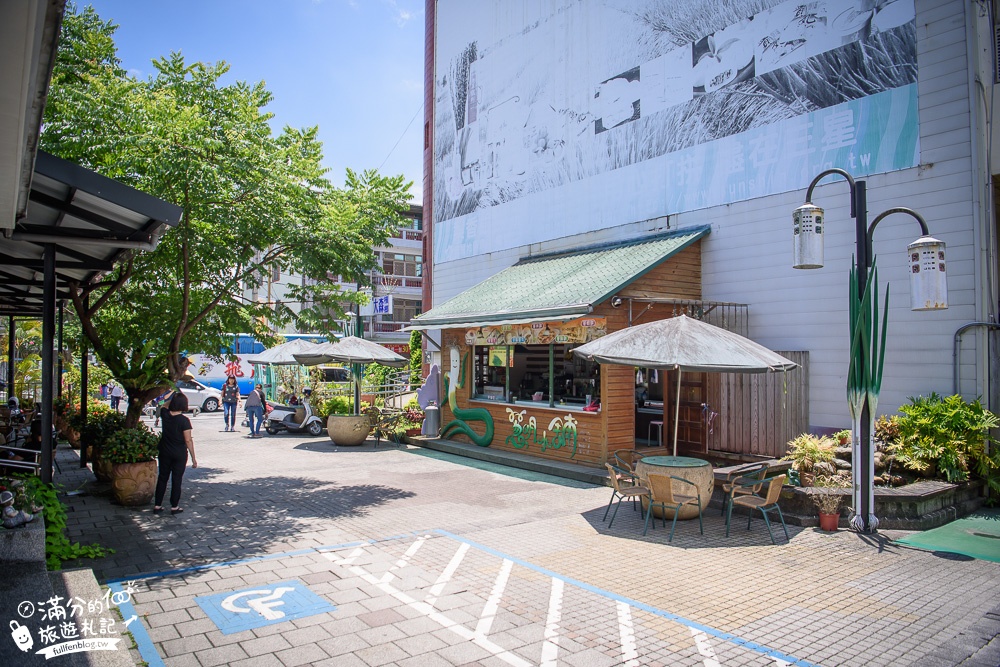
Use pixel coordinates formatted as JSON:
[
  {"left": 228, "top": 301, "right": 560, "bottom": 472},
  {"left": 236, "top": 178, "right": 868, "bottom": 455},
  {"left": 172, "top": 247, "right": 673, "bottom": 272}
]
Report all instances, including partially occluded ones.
[{"left": 153, "top": 392, "right": 198, "bottom": 515}]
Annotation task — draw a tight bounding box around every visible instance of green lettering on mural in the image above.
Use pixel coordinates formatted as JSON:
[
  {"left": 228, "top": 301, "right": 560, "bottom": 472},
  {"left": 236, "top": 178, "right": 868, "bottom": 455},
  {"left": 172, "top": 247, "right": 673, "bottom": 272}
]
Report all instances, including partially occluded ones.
[{"left": 505, "top": 408, "right": 578, "bottom": 458}]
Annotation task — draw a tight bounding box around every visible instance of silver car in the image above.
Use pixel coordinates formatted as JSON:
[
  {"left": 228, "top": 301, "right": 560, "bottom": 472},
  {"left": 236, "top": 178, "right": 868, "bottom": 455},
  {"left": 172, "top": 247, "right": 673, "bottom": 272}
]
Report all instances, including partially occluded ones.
[{"left": 175, "top": 379, "right": 223, "bottom": 412}]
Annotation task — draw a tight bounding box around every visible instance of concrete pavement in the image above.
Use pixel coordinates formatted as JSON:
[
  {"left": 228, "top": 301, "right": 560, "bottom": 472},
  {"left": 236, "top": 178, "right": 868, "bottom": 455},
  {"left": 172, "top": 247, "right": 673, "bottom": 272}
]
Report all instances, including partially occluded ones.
[{"left": 41, "top": 412, "right": 1000, "bottom": 666}]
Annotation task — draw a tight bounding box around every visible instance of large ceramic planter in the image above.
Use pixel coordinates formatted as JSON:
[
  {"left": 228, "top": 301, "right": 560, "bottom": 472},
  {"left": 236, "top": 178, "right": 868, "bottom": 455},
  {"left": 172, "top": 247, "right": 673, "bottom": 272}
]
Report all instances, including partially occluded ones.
[
  {"left": 54, "top": 415, "right": 81, "bottom": 449},
  {"left": 327, "top": 415, "right": 372, "bottom": 446},
  {"left": 94, "top": 457, "right": 113, "bottom": 483},
  {"left": 111, "top": 460, "right": 157, "bottom": 506}
]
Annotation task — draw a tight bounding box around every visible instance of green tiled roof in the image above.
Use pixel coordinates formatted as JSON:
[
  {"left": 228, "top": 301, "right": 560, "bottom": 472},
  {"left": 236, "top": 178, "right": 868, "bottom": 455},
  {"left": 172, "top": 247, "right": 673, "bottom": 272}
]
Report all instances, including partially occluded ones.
[{"left": 412, "top": 227, "right": 709, "bottom": 329}]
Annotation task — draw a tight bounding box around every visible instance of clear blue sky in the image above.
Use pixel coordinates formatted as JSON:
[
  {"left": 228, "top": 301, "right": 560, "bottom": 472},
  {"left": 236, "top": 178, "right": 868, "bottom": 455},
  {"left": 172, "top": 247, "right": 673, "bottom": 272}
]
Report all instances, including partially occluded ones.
[{"left": 84, "top": 0, "right": 426, "bottom": 202}]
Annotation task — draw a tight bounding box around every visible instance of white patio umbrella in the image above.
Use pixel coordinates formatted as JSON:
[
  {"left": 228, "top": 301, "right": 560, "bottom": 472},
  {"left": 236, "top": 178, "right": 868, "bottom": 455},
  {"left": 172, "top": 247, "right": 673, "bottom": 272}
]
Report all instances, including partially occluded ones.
[
  {"left": 246, "top": 338, "right": 326, "bottom": 365},
  {"left": 247, "top": 338, "right": 328, "bottom": 401},
  {"left": 292, "top": 336, "right": 407, "bottom": 367},
  {"left": 293, "top": 336, "right": 407, "bottom": 415},
  {"left": 573, "top": 315, "right": 798, "bottom": 455}
]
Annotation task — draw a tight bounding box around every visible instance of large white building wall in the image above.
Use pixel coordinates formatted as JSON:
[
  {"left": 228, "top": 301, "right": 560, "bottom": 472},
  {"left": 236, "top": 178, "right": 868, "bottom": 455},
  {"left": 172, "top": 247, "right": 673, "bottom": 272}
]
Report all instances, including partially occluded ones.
[{"left": 429, "top": 0, "right": 993, "bottom": 430}]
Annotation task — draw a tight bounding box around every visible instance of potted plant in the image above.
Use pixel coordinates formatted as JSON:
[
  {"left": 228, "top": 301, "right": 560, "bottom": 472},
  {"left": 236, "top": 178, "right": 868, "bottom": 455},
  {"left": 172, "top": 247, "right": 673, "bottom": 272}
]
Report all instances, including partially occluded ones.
[
  {"left": 402, "top": 399, "right": 425, "bottom": 437},
  {"left": 781, "top": 433, "right": 836, "bottom": 487},
  {"left": 76, "top": 409, "right": 126, "bottom": 481},
  {"left": 323, "top": 395, "right": 372, "bottom": 446},
  {"left": 103, "top": 427, "right": 159, "bottom": 506},
  {"left": 812, "top": 478, "right": 845, "bottom": 531},
  {"left": 833, "top": 429, "right": 851, "bottom": 446}
]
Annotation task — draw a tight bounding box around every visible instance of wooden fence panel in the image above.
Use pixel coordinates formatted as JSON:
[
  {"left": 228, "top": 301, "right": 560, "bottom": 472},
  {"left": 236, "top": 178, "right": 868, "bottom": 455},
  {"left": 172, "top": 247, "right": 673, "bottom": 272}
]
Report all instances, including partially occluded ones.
[{"left": 706, "top": 351, "right": 809, "bottom": 460}]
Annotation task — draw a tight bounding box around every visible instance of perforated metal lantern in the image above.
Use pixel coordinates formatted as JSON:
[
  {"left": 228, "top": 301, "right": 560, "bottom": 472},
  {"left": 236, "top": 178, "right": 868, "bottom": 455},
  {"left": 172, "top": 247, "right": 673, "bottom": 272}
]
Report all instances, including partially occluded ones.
[
  {"left": 792, "top": 202, "right": 824, "bottom": 269},
  {"left": 908, "top": 235, "right": 948, "bottom": 310}
]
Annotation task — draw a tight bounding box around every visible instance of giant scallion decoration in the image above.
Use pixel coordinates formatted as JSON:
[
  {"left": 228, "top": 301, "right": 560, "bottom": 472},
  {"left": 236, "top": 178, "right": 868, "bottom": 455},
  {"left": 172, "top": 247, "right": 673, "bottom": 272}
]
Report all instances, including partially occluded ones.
[{"left": 847, "top": 256, "right": 888, "bottom": 531}]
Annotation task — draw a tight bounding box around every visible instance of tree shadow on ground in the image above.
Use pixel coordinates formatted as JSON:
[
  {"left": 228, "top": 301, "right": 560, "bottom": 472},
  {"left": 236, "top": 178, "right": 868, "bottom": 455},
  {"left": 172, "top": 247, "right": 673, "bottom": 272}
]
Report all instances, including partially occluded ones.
[{"left": 59, "top": 464, "right": 414, "bottom": 581}]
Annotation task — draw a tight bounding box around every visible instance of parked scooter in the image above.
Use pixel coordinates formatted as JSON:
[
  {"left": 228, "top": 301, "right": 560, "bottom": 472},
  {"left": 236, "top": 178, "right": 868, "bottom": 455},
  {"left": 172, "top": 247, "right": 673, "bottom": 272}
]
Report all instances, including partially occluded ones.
[{"left": 264, "top": 388, "right": 325, "bottom": 436}]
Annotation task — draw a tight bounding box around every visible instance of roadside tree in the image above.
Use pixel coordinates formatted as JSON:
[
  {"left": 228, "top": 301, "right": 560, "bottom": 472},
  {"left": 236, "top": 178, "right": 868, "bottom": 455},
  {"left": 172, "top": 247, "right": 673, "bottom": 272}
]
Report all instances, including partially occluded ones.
[{"left": 41, "top": 7, "right": 411, "bottom": 427}]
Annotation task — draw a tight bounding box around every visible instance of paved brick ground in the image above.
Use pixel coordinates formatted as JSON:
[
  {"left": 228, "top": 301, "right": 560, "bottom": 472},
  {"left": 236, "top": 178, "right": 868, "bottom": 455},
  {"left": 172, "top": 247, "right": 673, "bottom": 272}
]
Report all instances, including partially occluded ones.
[{"left": 51, "top": 413, "right": 1000, "bottom": 666}]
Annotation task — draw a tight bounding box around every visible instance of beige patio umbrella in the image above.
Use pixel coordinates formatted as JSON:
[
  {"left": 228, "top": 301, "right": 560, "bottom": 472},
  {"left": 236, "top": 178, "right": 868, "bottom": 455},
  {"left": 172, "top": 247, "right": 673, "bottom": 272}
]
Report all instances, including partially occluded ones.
[
  {"left": 573, "top": 315, "right": 797, "bottom": 455},
  {"left": 292, "top": 336, "right": 407, "bottom": 367},
  {"left": 293, "top": 336, "right": 407, "bottom": 415},
  {"left": 246, "top": 338, "right": 326, "bottom": 365}
]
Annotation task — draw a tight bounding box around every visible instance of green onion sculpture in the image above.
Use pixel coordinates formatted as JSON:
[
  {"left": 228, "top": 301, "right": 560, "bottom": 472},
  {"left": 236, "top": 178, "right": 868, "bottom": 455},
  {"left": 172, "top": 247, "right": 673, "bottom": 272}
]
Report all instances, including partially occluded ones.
[{"left": 848, "top": 256, "right": 889, "bottom": 531}]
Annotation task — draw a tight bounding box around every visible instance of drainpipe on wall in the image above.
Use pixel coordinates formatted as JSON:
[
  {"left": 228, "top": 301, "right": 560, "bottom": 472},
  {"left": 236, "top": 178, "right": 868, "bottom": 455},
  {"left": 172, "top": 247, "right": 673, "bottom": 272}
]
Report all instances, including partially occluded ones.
[{"left": 953, "top": 321, "right": 1000, "bottom": 396}]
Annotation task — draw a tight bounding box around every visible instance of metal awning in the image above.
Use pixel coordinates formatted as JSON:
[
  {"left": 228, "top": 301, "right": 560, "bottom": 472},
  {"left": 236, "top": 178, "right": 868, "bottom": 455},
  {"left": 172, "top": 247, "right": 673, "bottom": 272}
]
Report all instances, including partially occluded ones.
[
  {"left": 0, "top": 151, "right": 183, "bottom": 315},
  {"left": 407, "top": 226, "right": 710, "bottom": 330}
]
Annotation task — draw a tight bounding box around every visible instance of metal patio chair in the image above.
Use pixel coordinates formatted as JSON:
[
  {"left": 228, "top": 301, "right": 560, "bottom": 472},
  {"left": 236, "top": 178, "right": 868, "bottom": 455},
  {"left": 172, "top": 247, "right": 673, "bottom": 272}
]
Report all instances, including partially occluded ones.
[
  {"left": 643, "top": 473, "right": 703, "bottom": 540},
  {"left": 603, "top": 463, "right": 650, "bottom": 529},
  {"left": 719, "top": 461, "right": 770, "bottom": 516},
  {"left": 726, "top": 474, "right": 789, "bottom": 544}
]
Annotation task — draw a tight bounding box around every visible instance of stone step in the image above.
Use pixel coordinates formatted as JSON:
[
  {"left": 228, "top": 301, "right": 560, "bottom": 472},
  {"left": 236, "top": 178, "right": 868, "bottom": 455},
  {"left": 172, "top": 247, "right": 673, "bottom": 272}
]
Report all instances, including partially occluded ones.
[{"left": 48, "top": 568, "right": 139, "bottom": 667}]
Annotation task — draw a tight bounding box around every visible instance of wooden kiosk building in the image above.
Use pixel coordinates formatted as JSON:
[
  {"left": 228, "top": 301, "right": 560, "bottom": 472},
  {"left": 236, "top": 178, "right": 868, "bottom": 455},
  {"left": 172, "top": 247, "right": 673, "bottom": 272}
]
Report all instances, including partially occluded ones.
[{"left": 411, "top": 228, "right": 807, "bottom": 467}]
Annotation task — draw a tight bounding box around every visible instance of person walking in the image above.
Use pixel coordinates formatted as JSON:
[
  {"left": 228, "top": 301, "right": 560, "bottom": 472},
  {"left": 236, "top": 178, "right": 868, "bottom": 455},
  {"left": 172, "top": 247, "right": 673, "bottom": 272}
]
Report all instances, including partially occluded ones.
[
  {"left": 244, "top": 383, "right": 266, "bottom": 438},
  {"left": 109, "top": 383, "right": 124, "bottom": 411},
  {"left": 220, "top": 376, "right": 241, "bottom": 432},
  {"left": 153, "top": 392, "right": 198, "bottom": 515}
]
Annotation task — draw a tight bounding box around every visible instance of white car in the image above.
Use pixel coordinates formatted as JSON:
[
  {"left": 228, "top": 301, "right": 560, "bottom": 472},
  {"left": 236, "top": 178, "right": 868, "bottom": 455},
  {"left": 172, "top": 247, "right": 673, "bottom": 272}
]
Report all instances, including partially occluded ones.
[{"left": 175, "top": 379, "right": 223, "bottom": 413}]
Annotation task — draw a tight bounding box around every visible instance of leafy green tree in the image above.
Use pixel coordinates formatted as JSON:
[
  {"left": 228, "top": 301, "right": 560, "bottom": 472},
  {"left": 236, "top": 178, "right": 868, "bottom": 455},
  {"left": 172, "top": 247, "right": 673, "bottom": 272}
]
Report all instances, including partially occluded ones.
[
  {"left": 409, "top": 329, "right": 423, "bottom": 388},
  {"left": 41, "top": 7, "right": 411, "bottom": 427}
]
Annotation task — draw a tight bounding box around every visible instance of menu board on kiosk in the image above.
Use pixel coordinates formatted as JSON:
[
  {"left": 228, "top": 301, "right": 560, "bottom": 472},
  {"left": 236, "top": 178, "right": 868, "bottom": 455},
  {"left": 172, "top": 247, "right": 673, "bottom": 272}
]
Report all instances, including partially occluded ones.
[{"left": 465, "top": 317, "right": 607, "bottom": 346}]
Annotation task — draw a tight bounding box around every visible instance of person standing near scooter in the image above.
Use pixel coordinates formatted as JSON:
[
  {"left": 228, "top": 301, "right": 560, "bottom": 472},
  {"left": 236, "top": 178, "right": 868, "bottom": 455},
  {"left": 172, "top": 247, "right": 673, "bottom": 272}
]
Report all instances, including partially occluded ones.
[
  {"left": 220, "top": 376, "right": 241, "bottom": 432},
  {"left": 244, "top": 383, "right": 266, "bottom": 438}
]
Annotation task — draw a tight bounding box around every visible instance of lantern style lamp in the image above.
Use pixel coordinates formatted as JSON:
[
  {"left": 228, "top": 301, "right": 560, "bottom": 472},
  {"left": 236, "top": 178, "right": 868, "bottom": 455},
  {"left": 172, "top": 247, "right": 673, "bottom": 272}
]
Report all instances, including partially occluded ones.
[
  {"left": 907, "top": 235, "right": 948, "bottom": 311},
  {"left": 792, "top": 202, "right": 825, "bottom": 269}
]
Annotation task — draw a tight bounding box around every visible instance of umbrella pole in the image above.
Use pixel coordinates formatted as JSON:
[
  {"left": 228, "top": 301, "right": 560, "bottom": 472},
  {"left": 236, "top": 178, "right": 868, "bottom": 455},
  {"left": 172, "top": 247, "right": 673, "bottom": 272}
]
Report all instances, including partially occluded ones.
[{"left": 673, "top": 368, "right": 682, "bottom": 456}]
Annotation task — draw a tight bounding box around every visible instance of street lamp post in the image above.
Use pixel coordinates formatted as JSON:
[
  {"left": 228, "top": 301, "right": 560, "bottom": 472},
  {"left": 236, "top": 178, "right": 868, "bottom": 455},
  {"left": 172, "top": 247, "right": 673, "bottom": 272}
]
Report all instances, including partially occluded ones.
[{"left": 793, "top": 169, "right": 948, "bottom": 532}]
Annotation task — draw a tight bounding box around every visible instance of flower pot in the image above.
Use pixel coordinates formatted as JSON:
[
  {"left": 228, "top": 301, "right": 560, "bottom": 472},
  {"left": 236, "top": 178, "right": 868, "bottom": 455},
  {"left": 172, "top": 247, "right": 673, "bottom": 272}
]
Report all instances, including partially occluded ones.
[
  {"left": 405, "top": 427, "right": 422, "bottom": 437},
  {"left": 94, "top": 457, "right": 113, "bottom": 483},
  {"left": 327, "top": 415, "right": 372, "bottom": 446},
  {"left": 818, "top": 512, "right": 840, "bottom": 531},
  {"left": 111, "top": 460, "right": 157, "bottom": 506},
  {"left": 65, "top": 428, "right": 81, "bottom": 449}
]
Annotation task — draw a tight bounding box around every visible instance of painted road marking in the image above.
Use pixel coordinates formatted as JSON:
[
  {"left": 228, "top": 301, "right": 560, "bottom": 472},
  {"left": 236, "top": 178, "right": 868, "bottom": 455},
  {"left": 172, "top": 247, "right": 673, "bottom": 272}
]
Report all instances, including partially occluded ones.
[
  {"left": 435, "top": 529, "right": 818, "bottom": 666},
  {"left": 195, "top": 579, "right": 335, "bottom": 634},
  {"left": 540, "top": 577, "right": 564, "bottom": 666},
  {"left": 325, "top": 549, "right": 533, "bottom": 667},
  {"left": 476, "top": 558, "right": 513, "bottom": 637},
  {"left": 114, "top": 529, "right": 816, "bottom": 667},
  {"left": 617, "top": 600, "right": 640, "bottom": 667},
  {"left": 379, "top": 533, "right": 428, "bottom": 584},
  {"left": 692, "top": 627, "right": 722, "bottom": 667},
  {"left": 325, "top": 534, "right": 818, "bottom": 666},
  {"left": 426, "top": 541, "right": 469, "bottom": 606}
]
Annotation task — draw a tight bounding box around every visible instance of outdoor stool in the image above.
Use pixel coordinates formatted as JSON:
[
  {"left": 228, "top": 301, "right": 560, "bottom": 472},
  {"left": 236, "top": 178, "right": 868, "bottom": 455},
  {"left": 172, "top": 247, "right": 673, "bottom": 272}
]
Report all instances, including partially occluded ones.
[{"left": 648, "top": 420, "right": 663, "bottom": 447}]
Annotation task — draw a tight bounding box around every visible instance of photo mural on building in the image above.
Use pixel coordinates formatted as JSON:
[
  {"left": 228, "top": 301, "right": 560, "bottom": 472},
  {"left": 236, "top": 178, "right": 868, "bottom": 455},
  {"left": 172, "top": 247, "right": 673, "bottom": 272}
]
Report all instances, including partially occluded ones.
[{"left": 434, "top": 0, "right": 918, "bottom": 262}]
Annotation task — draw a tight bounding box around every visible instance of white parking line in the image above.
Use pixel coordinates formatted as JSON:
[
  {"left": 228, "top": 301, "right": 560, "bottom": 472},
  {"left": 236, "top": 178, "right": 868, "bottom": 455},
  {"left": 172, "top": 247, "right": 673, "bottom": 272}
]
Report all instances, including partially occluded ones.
[
  {"left": 476, "top": 558, "right": 513, "bottom": 637},
  {"left": 323, "top": 533, "right": 816, "bottom": 667},
  {"left": 324, "top": 549, "right": 532, "bottom": 667},
  {"left": 379, "top": 534, "right": 427, "bottom": 583},
  {"left": 691, "top": 627, "right": 722, "bottom": 667},
  {"left": 617, "top": 600, "right": 640, "bottom": 666},
  {"left": 540, "top": 577, "right": 564, "bottom": 666},
  {"left": 425, "top": 541, "right": 469, "bottom": 607}
]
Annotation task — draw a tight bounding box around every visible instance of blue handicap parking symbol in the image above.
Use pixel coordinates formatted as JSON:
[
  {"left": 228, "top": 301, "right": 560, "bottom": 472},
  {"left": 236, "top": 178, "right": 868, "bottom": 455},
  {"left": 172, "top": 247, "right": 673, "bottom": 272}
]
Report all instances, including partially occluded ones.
[{"left": 195, "top": 579, "right": 336, "bottom": 634}]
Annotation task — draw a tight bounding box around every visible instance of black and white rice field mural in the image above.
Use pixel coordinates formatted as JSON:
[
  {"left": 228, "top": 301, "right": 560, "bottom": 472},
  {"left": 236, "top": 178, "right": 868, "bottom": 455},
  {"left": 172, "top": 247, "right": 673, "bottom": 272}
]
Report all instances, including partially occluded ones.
[{"left": 433, "top": 0, "right": 917, "bottom": 261}]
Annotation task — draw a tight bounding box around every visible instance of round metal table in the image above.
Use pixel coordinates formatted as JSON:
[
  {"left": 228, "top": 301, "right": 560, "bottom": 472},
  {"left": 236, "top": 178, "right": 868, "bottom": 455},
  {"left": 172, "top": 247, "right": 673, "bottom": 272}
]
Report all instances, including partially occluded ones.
[{"left": 635, "top": 455, "right": 714, "bottom": 520}]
